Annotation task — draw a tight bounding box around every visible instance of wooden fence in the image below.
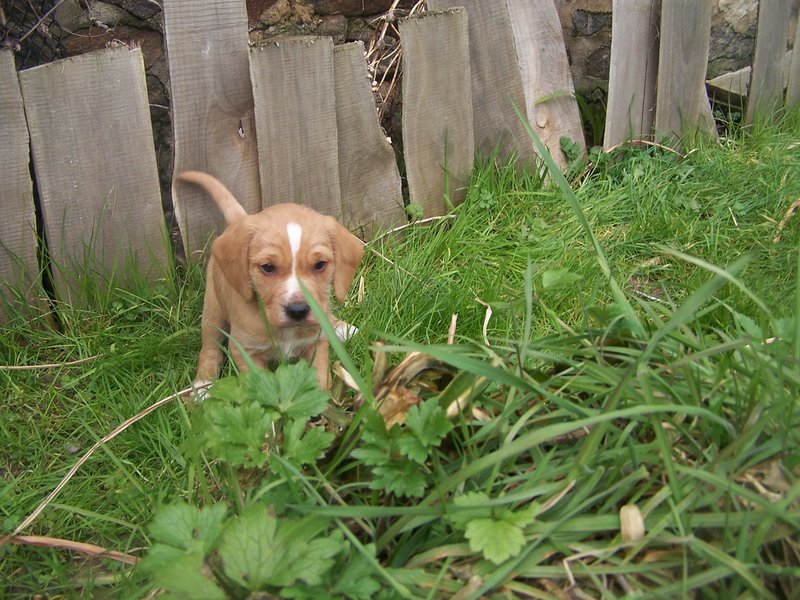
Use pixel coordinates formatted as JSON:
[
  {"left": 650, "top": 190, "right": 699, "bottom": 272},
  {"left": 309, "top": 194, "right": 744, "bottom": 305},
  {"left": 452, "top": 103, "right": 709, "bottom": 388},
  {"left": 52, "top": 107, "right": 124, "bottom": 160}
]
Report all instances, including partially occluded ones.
[{"left": 1, "top": 0, "right": 799, "bottom": 321}]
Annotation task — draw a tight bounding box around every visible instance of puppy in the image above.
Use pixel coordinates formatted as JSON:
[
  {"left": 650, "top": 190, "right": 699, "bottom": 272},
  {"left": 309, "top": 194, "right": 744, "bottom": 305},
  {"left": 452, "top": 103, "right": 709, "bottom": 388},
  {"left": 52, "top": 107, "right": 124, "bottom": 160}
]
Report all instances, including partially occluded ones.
[{"left": 178, "top": 171, "right": 364, "bottom": 392}]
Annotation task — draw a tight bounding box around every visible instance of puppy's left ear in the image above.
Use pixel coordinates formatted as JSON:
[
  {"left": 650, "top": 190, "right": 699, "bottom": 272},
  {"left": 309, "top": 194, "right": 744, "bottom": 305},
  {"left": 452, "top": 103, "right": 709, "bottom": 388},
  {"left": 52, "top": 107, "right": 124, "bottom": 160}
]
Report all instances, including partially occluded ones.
[{"left": 328, "top": 218, "right": 365, "bottom": 302}]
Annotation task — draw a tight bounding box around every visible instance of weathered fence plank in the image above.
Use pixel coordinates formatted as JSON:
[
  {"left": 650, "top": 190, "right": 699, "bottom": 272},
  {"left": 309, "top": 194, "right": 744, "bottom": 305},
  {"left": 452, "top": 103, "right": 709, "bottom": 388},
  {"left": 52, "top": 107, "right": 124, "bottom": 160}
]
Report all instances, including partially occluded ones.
[
  {"left": 654, "top": 0, "right": 714, "bottom": 146},
  {"left": 428, "top": 0, "right": 532, "bottom": 165},
  {"left": 18, "top": 46, "right": 167, "bottom": 305},
  {"left": 163, "top": 0, "right": 261, "bottom": 257},
  {"left": 400, "top": 9, "right": 474, "bottom": 217},
  {"left": 788, "top": 20, "right": 800, "bottom": 109},
  {"left": 745, "top": 0, "right": 792, "bottom": 124},
  {"left": 0, "top": 50, "right": 40, "bottom": 320},
  {"left": 333, "top": 42, "right": 405, "bottom": 235},
  {"left": 603, "top": 0, "right": 659, "bottom": 149},
  {"left": 506, "top": 0, "right": 586, "bottom": 168},
  {"left": 249, "top": 36, "right": 341, "bottom": 217}
]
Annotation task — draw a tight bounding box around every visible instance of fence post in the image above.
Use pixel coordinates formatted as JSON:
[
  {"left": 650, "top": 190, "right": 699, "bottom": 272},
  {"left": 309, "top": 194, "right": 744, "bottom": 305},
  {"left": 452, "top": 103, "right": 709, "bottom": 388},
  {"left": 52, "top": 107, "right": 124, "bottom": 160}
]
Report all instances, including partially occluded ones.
[
  {"left": 400, "top": 9, "right": 474, "bottom": 217},
  {"left": 249, "top": 36, "right": 342, "bottom": 217},
  {"left": 0, "top": 50, "right": 40, "bottom": 321},
  {"left": 746, "top": 0, "right": 792, "bottom": 123}
]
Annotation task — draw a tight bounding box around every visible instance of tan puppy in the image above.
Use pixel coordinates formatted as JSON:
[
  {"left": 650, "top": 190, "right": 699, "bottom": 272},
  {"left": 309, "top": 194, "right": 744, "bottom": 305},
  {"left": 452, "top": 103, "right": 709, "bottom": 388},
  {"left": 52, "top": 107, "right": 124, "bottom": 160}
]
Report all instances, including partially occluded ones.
[{"left": 179, "top": 171, "right": 364, "bottom": 391}]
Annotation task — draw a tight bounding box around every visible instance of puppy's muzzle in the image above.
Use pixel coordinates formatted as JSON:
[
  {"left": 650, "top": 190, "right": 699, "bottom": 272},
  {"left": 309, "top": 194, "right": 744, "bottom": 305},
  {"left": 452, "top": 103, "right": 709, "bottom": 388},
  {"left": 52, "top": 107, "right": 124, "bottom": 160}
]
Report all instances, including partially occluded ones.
[{"left": 284, "top": 302, "right": 311, "bottom": 322}]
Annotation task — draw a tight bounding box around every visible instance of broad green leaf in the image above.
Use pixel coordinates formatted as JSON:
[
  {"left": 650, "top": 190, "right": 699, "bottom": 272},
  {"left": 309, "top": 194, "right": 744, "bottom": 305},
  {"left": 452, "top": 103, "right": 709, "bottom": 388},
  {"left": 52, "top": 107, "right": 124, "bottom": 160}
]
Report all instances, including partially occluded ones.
[
  {"left": 404, "top": 399, "right": 452, "bottom": 447},
  {"left": 202, "top": 401, "right": 272, "bottom": 468},
  {"left": 246, "top": 362, "right": 329, "bottom": 420},
  {"left": 449, "top": 492, "right": 492, "bottom": 529},
  {"left": 147, "top": 502, "right": 227, "bottom": 557},
  {"left": 150, "top": 553, "right": 226, "bottom": 600},
  {"left": 541, "top": 268, "right": 583, "bottom": 290},
  {"left": 283, "top": 419, "right": 335, "bottom": 467},
  {"left": 372, "top": 461, "right": 427, "bottom": 498},
  {"left": 219, "top": 506, "right": 342, "bottom": 591},
  {"left": 331, "top": 544, "right": 382, "bottom": 600},
  {"left": 464, "top": 517, "right": 526, "bottom": 565},
  {"left": 397, "top": 434, "right": 428, "bottom": 464}
]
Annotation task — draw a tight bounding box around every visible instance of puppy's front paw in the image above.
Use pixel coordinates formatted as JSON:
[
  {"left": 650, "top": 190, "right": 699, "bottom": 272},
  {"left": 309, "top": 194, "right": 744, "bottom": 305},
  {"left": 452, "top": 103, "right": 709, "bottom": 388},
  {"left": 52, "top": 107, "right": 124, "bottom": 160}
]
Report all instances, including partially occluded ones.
[
  {"left": 184, "top": 379, "right": 213, "bottom": 403},
  {"left": 334, "top": 320, "right": 358, "bottom": 342}
]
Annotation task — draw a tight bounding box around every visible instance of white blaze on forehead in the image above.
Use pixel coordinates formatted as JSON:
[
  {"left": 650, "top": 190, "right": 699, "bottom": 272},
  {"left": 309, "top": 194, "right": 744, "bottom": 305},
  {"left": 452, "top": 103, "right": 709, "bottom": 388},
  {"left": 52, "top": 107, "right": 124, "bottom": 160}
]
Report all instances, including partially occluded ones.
[{"left": 285, "top": 222, "right": 303, "bottom": 300}]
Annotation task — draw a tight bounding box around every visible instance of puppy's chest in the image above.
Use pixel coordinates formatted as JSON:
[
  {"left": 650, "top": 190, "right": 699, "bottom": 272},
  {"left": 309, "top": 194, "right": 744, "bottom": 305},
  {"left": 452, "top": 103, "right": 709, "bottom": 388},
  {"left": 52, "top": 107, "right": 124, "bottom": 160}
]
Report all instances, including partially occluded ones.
[{"left": 238, "top": 326, "right": 320, "bottom": 360}]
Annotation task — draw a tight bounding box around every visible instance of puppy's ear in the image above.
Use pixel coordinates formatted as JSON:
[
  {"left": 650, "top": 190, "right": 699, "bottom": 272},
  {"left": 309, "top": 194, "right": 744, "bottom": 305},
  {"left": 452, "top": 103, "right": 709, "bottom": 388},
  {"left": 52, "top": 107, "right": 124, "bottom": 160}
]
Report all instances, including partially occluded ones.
[
  {"left": 211, "top": 219, "right": 255, "bottom": 301},
  {"left": 328, "top": 219, "right": 365, "bottom": 302}
]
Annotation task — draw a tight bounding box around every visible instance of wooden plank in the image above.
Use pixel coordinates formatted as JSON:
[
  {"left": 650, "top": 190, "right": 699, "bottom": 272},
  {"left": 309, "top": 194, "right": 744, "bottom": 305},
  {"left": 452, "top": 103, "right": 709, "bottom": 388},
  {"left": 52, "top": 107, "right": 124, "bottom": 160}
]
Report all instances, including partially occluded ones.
[
  {"left": 654, "top": 0, "right": 714, "bottom": 147},
  {"left": 506, "top": 0, "right": 586, "bottom": 168},
  {"left": 745, "top": 0, "right": 792, "bottom": 124},
  {"left": 400, "top": 9, "right": 474, "bottom": 217},
  {"left": 18, "top": 46, "right": 167, "bottom": 306},
  {"left": 603, "top": 0, "right": 659, "bottom": 149},
  {"left": 429, "top": 0, "right": 533, "bottom": 165},
  {"left": 163, "top": 0, "right": 261, "bottom": 257},
  {"left": 333, "top": 42, "right": 405, "bottom": 236},
  {"left": 784, "top": 14, "right": 800, "bottom": 109},
  {"left": 0, "top": 50, "right": 40, "bottom": 321},
  {"left": 249, "top": 36, "right": 341, "bottom": 217}
]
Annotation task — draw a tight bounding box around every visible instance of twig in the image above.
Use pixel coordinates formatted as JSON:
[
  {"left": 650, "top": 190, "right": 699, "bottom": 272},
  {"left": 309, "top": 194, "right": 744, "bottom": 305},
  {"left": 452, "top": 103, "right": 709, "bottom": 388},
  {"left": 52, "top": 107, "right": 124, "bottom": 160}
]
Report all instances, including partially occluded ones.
[
  {"left": 605, "top": 138, "right": 686, "bottom": 158},
  {"left": 0, "top": 354, "right": 102, "bottom": 371},
  {"left": 773, "top": 198, "right": 800, "bottom": 244},
  {"left": 16, "top": 0, "right": 70, "bottom": 44},
  {"left": 0, "top": 534, "right": 139, "bottom": 566},
  {"left": 371, "top": 214, "right": 456, "bottom": 243},
  {"left": 10, "top": 385, "right": 202, "bottom": 537}
]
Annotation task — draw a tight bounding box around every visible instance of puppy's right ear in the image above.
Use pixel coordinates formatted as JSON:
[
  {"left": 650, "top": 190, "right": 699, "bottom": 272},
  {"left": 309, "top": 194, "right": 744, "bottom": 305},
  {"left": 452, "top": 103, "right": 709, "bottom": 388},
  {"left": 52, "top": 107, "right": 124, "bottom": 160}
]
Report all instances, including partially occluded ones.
[{"left": 211, "top": 219, "right": 255, "bottom": 301}]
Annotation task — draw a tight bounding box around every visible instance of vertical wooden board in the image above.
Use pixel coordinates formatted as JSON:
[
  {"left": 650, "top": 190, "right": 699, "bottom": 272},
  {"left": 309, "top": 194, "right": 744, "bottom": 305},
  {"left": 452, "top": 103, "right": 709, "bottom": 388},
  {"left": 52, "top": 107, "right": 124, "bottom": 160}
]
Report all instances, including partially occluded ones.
[
  {"left": 506, "top": 0, "right": 586, "bottom": 169},
  {"left": 604, "top": 0, "right": 659, "bottom": 149},
  {"left": 400, "top": 9, "right": 474, "bottom": 217},
  {"left": 655, "top": 0, "right": 713, "bottom": 146},
  {"left": 333, "top": 42, "right": 405, "bottom": 236},
  {"left": 788, "top": 22, "right": 800, "bottom": 109},
  {"left": 0, "top": 50, "right": 40, "bottom": 321},
  {"left": 163, "top": 0, "right": 261, "bottom": 257},
  {"left": 249, "top": 37, "right": 341, "bottom": 217},
  {"left": 19, "top": 46, "right": 167, "bottom": 306},
  {"left": 429, "top": 0, "right": 533, "bottom": 165},
  {"left": 745, "top": 0, "right": 791, "bottom": 123}
]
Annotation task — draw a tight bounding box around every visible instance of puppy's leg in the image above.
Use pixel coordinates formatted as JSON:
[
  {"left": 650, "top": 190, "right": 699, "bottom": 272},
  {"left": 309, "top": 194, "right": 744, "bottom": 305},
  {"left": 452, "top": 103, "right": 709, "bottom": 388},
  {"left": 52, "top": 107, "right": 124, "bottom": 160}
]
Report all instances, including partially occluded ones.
[
  {"left": 196, "top": 281, "right": 227, "bottom": 387},
  {"left": 302, "top": 340, "right": 330, "bottom": 389}
]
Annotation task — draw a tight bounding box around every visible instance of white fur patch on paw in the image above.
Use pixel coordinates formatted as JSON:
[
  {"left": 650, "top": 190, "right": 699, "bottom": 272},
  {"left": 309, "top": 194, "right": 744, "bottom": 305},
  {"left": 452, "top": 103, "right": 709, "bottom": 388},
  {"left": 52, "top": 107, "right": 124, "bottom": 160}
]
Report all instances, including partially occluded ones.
[
  {"left": 334, "top": 321, "right": 358, "bottom": 342},
  {"left": 190, "top": 379, "right": 213, "bottom": 402}
]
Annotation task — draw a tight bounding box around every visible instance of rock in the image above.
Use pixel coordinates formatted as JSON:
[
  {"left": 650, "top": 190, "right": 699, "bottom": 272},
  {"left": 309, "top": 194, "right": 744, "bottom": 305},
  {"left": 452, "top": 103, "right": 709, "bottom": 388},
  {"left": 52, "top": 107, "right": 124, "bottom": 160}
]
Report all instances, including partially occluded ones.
[
  {"left": 306, "top": 0, "right": 413, "bottom": 17},
  {"left": 61, "top": 24, "right": 163, "bottom": 69},
  {"left": 317, "top": 15, "right": 349, "bottom": 42},
  {"left": 572, "top": 10, "right": 611, "bottom": 37}
]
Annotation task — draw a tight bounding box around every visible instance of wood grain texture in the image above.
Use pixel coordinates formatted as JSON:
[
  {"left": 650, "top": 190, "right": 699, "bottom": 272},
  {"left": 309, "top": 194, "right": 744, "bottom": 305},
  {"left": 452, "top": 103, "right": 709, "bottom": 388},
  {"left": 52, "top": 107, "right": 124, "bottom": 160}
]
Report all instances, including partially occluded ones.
[
  {"left": 0, "top": 51, "right": 40, "bottom": 320},
  {"left": 428, "top": 0, "right": 532, "bottom": 165},
  {"left": 784, "top": 9, "right": 800, "bottom": 109},
  {"left": 506, "top": 0, "right": 585, "bottom": 168},
  {"left": 163, "top": 0, "right": 261, "bottom": 256},
  {"left": 655, "top": 0, "right": 714, "bottom": 147},
  {"left": 333, "top": 42, "right": 405, "bottom": 235},
  {"left": 400, "top": 9, "right": 474, "bottom": 217},
  {"left": 18, "top": 46, "right": 167, "bottom": 306},
  {"left": 745, "top": 0, "right": 791, "bottom": 124},
  {"left": 604, "top": 0, "right": 659, "bottom": 149},
  {"left": 249, "top": 36, "right": 342, "bottom": 217}
]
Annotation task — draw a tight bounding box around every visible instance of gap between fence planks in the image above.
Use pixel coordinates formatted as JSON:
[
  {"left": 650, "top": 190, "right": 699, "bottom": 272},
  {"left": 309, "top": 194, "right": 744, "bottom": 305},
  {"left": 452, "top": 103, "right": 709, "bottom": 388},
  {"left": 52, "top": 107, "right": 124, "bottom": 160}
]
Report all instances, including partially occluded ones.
[
  {"left": 164, "top": 0, "right": 261, "bottom": 259},
  {"left": 18, "top": 46, "right": 167, "bottom": 307},
  {"left": 788, "top": 20, "right": 800, "bottom": 109},
  {"left": 333, "top": 42, "right": 405, "bottom": 236},
  {"left": 400, "top": 9, "right": 474, "bottom": 217},
  {"left": 0, "top": 50, "right": 40, "bottom": 322},
  {"left": 429, "top": 0, "right": 533, "bottom": 165},
  {"left": 654, "top": 0, "right": 714, "bottom": 147},
  {"left": 249, "top": 36, "right": 342, "bottom": 217},
  {"left": 604, "top": 0, "right": 659, "bottom": 149},
  {"left": 505, "top": 0, "right": 586, "bottom": 168},
  {"left": 745, "top": 0, "right": 792, "bottom": 124}
]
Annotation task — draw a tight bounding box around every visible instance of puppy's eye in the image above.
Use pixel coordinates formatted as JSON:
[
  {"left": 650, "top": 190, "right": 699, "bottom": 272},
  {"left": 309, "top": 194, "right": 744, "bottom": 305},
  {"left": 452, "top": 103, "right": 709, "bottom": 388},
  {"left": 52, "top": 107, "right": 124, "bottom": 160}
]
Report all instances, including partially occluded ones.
[
  {"left": 260, "top": 263, "right": 276, "bottom": 275},
  {"left": 313, "top": 260, "right": 327, "bottom": 273}
]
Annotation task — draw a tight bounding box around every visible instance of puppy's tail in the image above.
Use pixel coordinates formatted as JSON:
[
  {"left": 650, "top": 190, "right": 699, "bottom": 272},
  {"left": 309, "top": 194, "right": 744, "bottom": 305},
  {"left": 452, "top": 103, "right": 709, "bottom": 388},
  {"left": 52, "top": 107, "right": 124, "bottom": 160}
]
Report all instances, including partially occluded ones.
[{"left": 177, "top": 171, "right": 248, "bottom": 224}]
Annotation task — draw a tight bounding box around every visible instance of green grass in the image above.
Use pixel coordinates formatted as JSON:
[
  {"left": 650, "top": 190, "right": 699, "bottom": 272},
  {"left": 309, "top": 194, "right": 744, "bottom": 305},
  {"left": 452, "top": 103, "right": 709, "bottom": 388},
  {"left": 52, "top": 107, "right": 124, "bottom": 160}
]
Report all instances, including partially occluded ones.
[{"left": 1, "top": 111, "right": 800, "bottom": 597}]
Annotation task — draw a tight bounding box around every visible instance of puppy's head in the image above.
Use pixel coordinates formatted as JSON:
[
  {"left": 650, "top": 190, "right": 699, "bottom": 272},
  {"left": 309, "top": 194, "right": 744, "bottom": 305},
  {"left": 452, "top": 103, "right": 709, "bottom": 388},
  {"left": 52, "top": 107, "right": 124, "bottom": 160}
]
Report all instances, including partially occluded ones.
[{"left": 211, "top": 204, "right": 364, "bottom": 330}]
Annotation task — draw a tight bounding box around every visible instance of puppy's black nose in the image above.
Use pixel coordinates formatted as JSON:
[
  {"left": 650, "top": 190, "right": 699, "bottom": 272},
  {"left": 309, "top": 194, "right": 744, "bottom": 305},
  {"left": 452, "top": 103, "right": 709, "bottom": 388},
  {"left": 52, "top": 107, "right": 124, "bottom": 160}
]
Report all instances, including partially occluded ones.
[{"left": 285, "top": 302, "right": 311, "bottom": 321}]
